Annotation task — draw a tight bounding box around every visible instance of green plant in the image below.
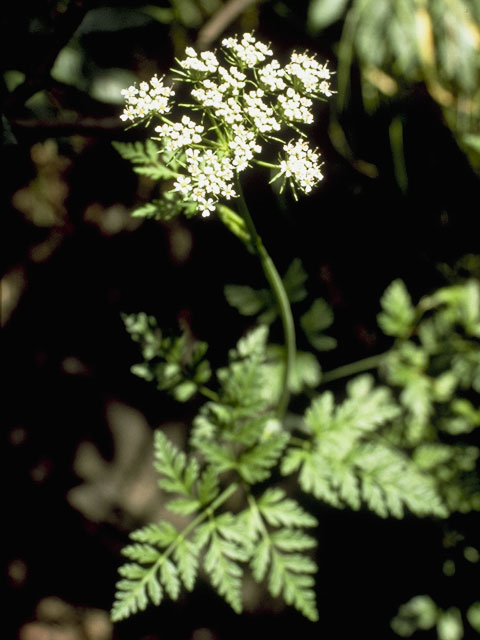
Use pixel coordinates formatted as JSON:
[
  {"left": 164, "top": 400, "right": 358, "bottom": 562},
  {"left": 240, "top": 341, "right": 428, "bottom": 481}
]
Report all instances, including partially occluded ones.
[
  {"left": 111, "top": 33, "right": 479, "bottom": 628},
  {"left": 306, "top": 0, "right": 480, "bottom": 174}
]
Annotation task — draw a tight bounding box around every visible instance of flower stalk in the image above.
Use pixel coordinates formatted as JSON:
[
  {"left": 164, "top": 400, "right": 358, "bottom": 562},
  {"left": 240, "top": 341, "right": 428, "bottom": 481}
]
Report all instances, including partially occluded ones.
[
  {"left": 235, "top": 176, "right": 295, "bottom": 418},
  {"left": 119, "top": 32, "right": 333, "bottom": 416}
]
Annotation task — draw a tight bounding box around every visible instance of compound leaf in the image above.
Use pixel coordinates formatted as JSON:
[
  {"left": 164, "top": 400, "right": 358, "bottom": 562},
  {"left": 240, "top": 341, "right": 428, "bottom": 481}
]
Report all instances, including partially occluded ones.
[
  {"left": 201, "top": 518, "right": 249, "bottom": 614},
  {"left": 378, "top": 279, "right": 416, "bottom": 338},
  {"left": 282, "top": 376, "right": 447, "bottom": 518},
  {"left": 236, "top": 431, "right": 290, "bottom": 483},
  {"left": 258, "top": 488, "right": 318, "bottom": 528}
]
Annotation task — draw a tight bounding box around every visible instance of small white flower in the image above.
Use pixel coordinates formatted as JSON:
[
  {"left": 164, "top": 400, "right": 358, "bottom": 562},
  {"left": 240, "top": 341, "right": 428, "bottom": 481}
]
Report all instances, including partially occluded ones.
[
  {"left": 221, "top": 33, "right": 273, "bottom": 67},
  {"left": 279, "top": 138, "right": 324, "bottom": 194},
  {"left": 278, "top": 89, "right": 313, "bottom": 124},
  {"left": 120, "top": 34, "right": 333, "bottom": 218},
  {"left": 120, "top": 75, "right": 175, "bottom": 121},
  {"left": 173, "top": 175, "right": 192, "bottom": 194},
  {"left": 285, "top": 52, "right": 333, "bottom": 97},
  {"left": 257, "top": 60, "right": 286, "bottom": 91},
  {"left": 199, "top": 198, "right": 216, "bottom": 217},
  {"left": 178, "top": 48, "right": 219, "bottom": 73},
  {"left": 221, "top": 185, "right": 237, "bottom": 200},
  {"left": 154, "top": 115, "right": 204, "bottom": 150}
]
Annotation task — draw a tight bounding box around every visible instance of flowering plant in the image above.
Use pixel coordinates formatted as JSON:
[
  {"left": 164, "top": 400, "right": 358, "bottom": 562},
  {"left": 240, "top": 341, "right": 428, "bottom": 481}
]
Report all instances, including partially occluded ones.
[
  {"left": 120, "top": 32, "right": 332, "bottom": 217},
  {"left": 110, "top": 33, "right": 479, "bottom": 631}
]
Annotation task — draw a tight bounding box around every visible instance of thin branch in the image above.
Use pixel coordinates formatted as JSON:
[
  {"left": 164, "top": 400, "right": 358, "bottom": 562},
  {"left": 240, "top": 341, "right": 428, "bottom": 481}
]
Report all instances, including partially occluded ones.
[{"left": 196, "top": 0, "right": 259, "bottom": 50}]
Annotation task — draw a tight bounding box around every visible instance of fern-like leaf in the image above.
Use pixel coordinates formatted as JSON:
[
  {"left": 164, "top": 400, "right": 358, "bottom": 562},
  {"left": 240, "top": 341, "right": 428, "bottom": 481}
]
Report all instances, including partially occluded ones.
[
  {"left": 131, "top": 197, "right": 183, "bottom": 221},
  {"left": 112, "top": 547, "right": 182, "bottom": 621},
  {"left": 258, "top": 488, "right": 318, "bottom": 528},
  {"left": 154, "top": 430, "right": 199, "bottom": 500},
  {"left": 356, "top": 443, "right": 448, "bottom": 518},
  {"left": 130, "top": 522, "right": 178, "bottom": 546},
  {"left": 197, "top": 465, "right": 220, "bottom": 505},
  {"left": 251, "top": 537, "right": 271, "bottom": 582},
  {"left": 282, "top": 375, "right": 447, "bottom": 518},
  {"left": 173, "top": 538, "right": 199, "bottom": 591},
  {"left": 377, "top": 279, "right": 416, "bottom": 338},
  {"left": 191, "top": 326, "right": 284, "bottom": 486},
  {"left": 269, "top": 550, "right": 318, "bottom": 621},
  {"left": 236, "top": 431, "right": 290, "bottom": 483},
  {"left": 223, "top": 259, "right": 307, "bottom": 325},
  {"left": 246, "top": 489, "right": 319, "bottom": 621},
  {"left": 220, "top": 325, "right": 270, "bottom": 410},
  {"left": 300, "top": 298, "right": 337, "bottom": 352},
  {"left": 112, "top": 139, "right": 176, "bottom": 179},
  {"left": 197, "top": 515, "right": 250, "bottom": 613}
]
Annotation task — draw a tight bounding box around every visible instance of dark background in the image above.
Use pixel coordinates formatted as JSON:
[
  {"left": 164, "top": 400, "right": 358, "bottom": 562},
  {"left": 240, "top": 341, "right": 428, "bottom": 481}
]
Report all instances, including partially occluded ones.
[{"left": 2, "top": 1, "right": 479, "bottom": 638}]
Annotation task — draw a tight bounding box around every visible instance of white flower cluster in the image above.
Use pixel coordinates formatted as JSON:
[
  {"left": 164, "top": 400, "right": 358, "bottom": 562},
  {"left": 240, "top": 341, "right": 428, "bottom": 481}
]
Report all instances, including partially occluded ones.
[
  {"left": 190, "top": 66, "right": 246, "bottom": 124},
  {"left": 228, "top": 124, "right": 262, "bottom": 171},
  {"left": 280, "top": 139, "right": 324, "bottom": 194},
  {"left": 257, "top": 60, "right": 287, "bottom": 92},
  {"left": 120, "top": 75, "right": 175, "bottom": 122},
  {"left": 178, "top": 47, "right": 219, "bottom": 73},
  {"left": 174, "top": 149, "right": 237, "bottom": 217},
  {"left": 285, "top": 52, "right": 333, "bottom": 97},
  {"left": 120, "top": 33, "right": 333, "bottom": 217},
  {"left": 243, "top": 89, "right": 281, "bottom": 133},
  {"left": 278, "top": 88, "right": 314, "bottom": 124},
  {"left": 154, "top": 115, "right": 204, "bottom": 151},
  {"left": 217, "top": 65, "right": 246, "bottom": 94},
  {"left": 222, "top": 32, "right": 273, "bottom": 66},
  {"left": 171, "top": 125, "right": 262, "bottom": 216}
]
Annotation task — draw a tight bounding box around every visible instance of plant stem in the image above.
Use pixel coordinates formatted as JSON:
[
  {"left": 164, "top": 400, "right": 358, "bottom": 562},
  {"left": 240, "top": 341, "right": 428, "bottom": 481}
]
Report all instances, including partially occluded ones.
[
  {"left": 234, "top": 175, "right": 296, "bottom": 419},
  {"left": 168, "top": 483, "right": 239, "bottom": 554},
  {"left": 199, "top": 385, "right": 220, "bottom": 402},
  {"left": 320, "top": 352, "right": 389, "bottom": 384},
  {"left": 253, "top": 159, "right": 279, "bottom": 169}
]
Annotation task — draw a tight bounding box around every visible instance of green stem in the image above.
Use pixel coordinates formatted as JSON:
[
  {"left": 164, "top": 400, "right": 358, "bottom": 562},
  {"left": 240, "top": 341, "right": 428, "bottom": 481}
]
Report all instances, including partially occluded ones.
[
  {"left": 320, "top": 352, "right": 389, "bottom": 385},
  {"left": 198, "top": 385, "right": 220, "bottom": 402},
  {"left": 253, "top": 159, "right": 279, "bottom": 169},
  {"left": 234, "top": 175, "right": 296, "bottom": 419},
  {"left": 216, "top": 204, "right": 251, "bottom": 245}
]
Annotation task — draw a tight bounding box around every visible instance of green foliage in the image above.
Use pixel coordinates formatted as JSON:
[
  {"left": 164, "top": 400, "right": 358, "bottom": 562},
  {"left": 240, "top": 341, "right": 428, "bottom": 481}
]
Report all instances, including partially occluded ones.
[
  {"left": 242, "top": 488, "right": 319, "bottom": 621},
  {"left": 130, "top": 194, "right": 187, "bottom": 221},
  {"left": 265, "top": 345, "right": 322, "bottom": 395},
  {"left": 191, "top": 326, "right": 291, "bottom": 483},
  {"left": 224, "top": 258, "right": 308, "bottom": 325},
  {"left": 329, "top": 0, "right": 480, "bottom": 169},
  {"left": 377, "top": 278, "right": 480, "bottom": 512},
  {"left": 391, "top": 595, "right": 438, "bottom": 636},
  {"left": 391, "top": 595, "right": 480, "bottom": 640},
  {"left": 113, "top": 141, "right": 199, "bottom": 220},
  {"left": 281, "top": 375, "right": 447, "bottom": 518},
  {"left": 467, "top": 602, "right": 480, "bottom": 632},
  {"left": 111, "top": 519, "right": 191, "bottom": 622},
  {"left": 377, "top": 278, "right": 416, "bottom": 338},
  {"left": 112, "top": 326, "right": 320, "bottom": 621},
  {"left": 122, "top": 312, "right": 211, "bottom": 402},
  {"left": 225, "top": 259, "right": 335, "bottom": 356},
  {"left": 112, "top": 140, "right": 177, "bottom": 180},
  {"left": 112, "top": 431, "right": 243, "bottom": 621},
  {"left": 114, "top": 276, "right": 479, "bottom": 625},
  {"left": 307, "top": 0, "right": 349, "bottom": 32},
  {"left": 300, "top": 298, "right": 337, "bottom": 351}
]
